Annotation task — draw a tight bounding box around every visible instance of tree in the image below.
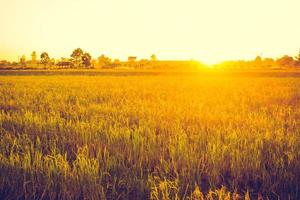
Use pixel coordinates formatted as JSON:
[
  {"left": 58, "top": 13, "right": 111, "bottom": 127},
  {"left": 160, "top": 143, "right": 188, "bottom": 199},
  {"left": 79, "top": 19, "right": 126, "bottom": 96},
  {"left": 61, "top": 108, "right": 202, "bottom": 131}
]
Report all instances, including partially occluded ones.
[
  {"left": 276, "top": 55, "right": 295, "bottom": 67},
  {"left": 150, "top": 54, "right": 157, "bottom": 61},
  {"left": 253, "top": 56, "right": 262, "bottom": 67},
  {"left": 263, "top": 58, "right": 275, "bottom": 68},
  {"left": 295, "top": 50, "right": 300, "bottom": 66},
  {"left": 40, "top": 52, "right": 50, "bottom": 66},
  {"left": 113, "top": 58, "right": 120, "bottom": 65},
  {"left": 71, "top": 48, "right": 84, "bottom": 67},
  {"left": 97, "top": 54, "right": 112, "bottom": 68},
  {"left": 31, "top": 51, "right": 37, "bottom": 64},
  {"left": 111, "top": 58, "right": 121, "bottom": 68},
  {"left": 82, "top": 52, "right": 92, "bottom": 67},
  {"left": 20, "top": 55, "right": 26, "bottom": 67},
  {"left": 50, "top": 58, "right": 56, "bottom": 66}
]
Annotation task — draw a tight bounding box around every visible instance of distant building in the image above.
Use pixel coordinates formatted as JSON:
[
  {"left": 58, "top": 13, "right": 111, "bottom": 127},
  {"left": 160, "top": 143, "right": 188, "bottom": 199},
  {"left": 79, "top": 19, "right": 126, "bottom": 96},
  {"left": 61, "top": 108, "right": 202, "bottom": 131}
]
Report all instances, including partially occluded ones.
[
  {"left": 127, "top": 56, "right": 136, "bottom": 68},
  {"left": 128, "top": 56, "right": 137, "bottom": 62},
  {"left": 56, "top": 57, "right": 72, "bottom": 68},
  {"left": 0, "top": 60, "right": 10, "bottom": 67}
]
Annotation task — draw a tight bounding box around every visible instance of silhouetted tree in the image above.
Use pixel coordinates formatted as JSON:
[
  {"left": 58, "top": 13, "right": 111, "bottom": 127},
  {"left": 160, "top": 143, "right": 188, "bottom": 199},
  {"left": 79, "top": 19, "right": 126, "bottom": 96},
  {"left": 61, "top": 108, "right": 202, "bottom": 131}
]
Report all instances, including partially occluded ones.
[
  {"left": 50, "top": 58, "right": 56, "bottom": 66},
  {"left": 82, "top": 52, "right": 92, "bottom": 67},
  {"left": 276, "top": 55, "right": 295, "bottom": 67},
  {"left": 97, "top": 54, "right": 112, "bottom": 68},
  {"left": 113, "top": 59, "right": 120, "bottom": 65},
  {"left": 20, "top": 55, "right": 26, "bottom": 67},
  {"left": 263, "top": 58, "right": 275, "bottom": 68},
  {"left": 150, "top": 54, "right": 157, "bottom": 61},
  {"left": 40, "top": 52, "right": 50, "bottom": 66},
  {"left": 295, "top": 50, "right": 300, "bottom": 66},
  {"left": 71, "top": 48, "right": 84, "bottom": 67},
  {"left": 254, "top": 56, "right": 262, "bottom": 67},
  {"left": 31, "top": 51, "right": 37, "bottom": 64},
  {"left": 110, "top": 58, "right": 121, "bottom": 68}
]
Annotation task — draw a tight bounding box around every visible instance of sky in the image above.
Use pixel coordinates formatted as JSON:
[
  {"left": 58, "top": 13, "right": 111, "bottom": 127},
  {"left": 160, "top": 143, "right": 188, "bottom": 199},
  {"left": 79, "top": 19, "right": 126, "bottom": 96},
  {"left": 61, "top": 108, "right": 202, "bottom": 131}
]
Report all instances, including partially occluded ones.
[{"left": 0, "top": 0, "right": 300, "bottom": 64}]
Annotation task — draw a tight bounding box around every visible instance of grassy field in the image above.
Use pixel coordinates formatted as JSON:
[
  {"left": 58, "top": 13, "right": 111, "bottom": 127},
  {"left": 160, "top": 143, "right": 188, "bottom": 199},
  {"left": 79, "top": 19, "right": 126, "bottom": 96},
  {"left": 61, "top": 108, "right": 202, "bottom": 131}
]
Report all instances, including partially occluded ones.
[{"left": 0, "top": 70, "right": 299, "bottom": 199}]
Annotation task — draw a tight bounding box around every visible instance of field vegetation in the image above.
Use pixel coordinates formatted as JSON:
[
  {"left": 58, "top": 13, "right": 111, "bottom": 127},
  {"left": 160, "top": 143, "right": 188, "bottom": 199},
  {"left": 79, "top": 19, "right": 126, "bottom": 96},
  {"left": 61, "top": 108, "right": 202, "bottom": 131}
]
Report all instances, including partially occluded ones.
[{"left": 0, "top": 71, "right": 299, "bottom": 199}]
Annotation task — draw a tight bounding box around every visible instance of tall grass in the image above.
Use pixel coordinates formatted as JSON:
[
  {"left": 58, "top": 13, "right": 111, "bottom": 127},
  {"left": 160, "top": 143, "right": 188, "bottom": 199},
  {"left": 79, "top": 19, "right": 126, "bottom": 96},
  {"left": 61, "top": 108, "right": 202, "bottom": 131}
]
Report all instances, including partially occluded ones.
[{"left": 0, "top": 74, "right": 299, "bottom": 199}]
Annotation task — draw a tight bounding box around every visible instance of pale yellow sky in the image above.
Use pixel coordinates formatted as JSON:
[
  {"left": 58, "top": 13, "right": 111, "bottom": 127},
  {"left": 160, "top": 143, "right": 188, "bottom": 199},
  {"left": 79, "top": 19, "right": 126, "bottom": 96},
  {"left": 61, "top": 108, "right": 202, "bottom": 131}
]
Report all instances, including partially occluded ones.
[{"left": 0, "top": 0, "right": 300, "bottom": 63}]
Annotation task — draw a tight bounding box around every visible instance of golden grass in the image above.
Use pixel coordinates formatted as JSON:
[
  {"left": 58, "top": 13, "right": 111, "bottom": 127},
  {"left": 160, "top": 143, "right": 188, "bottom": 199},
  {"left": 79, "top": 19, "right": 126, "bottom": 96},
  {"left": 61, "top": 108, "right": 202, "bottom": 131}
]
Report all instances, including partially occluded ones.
[{"left": 0, "top": 73, "right": 299, "bottom": 199}]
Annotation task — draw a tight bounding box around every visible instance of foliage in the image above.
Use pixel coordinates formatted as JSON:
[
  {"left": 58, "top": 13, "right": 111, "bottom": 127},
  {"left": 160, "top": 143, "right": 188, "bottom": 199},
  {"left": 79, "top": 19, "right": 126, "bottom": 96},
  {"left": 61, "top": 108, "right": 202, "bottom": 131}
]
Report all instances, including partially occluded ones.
[
  {"left": 97, "top": 54, "right": 112, "bottom": 68},
  {"left": 82, "top": 52, "right": 92, "bottom": 67},
  {"left": 71, "top": 48, "right": 92, "bottom": 68},
  {"left": 295, "top": 50, "right": 300, "bottom": 66},
  {"left": 40, "top": 52, "right": 50, "bottom": 66},
  {"left": 71, "top": 48, "right": 84, "bottom": 67},
  {"left": 31, "top": 51, "right": 37, "bottom": 63},
  {"left": 19, "top": 55, "right": 26, "bottom": 66},
  {"left": 151, "top": 54, "right": 157, "bottom": 61},
  {"left": 276, "top": 55, "right": 295, "bottom": 67}
]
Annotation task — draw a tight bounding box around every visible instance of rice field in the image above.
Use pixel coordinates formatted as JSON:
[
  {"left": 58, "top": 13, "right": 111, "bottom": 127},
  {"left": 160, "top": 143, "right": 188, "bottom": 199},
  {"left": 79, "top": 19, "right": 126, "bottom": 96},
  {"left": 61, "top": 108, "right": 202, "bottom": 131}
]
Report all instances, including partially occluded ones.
[{"left": 0, "top": 70, "right": 299, "bottom": 199}]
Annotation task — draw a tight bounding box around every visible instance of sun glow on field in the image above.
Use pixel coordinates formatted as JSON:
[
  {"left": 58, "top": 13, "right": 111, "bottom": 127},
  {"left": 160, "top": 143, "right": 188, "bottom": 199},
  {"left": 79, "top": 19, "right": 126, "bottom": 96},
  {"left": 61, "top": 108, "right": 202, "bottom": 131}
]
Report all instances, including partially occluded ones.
[
  {"left": 0, "top": 0, "right": 300, "bottom": 62},
  {"left": 1, "top": 74, "right": 300, "bottom": 199},
  {"left": 204, "top": 64, "right": 215, "bottom": 68}
]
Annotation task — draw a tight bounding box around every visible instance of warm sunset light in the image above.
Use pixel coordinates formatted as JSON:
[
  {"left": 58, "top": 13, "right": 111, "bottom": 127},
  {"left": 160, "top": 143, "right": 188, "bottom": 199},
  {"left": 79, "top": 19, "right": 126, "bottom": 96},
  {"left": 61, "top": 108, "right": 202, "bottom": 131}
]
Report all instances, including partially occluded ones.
[
  {"left": 1, "top": 1, "right": 300, "bottom": 200},
  {"left": 1, "top": 0, "right": 300, "bottom": 63}
]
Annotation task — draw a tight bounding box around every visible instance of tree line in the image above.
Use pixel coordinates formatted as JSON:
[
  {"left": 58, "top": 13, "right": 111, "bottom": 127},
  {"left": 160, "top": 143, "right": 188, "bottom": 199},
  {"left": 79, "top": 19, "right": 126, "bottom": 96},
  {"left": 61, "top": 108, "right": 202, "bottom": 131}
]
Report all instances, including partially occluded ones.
[
  {"left": 0, "top": 48, "right": 160, "bottom": 69},
  {"left": 0, "top": 48, "right": 300, "bottom": 69},
  {"left": 215, "top": 53, "right": 300, "bottom": 69},
  {"left": 17, "top": 48, "right": 93, "bottom": 68}
]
